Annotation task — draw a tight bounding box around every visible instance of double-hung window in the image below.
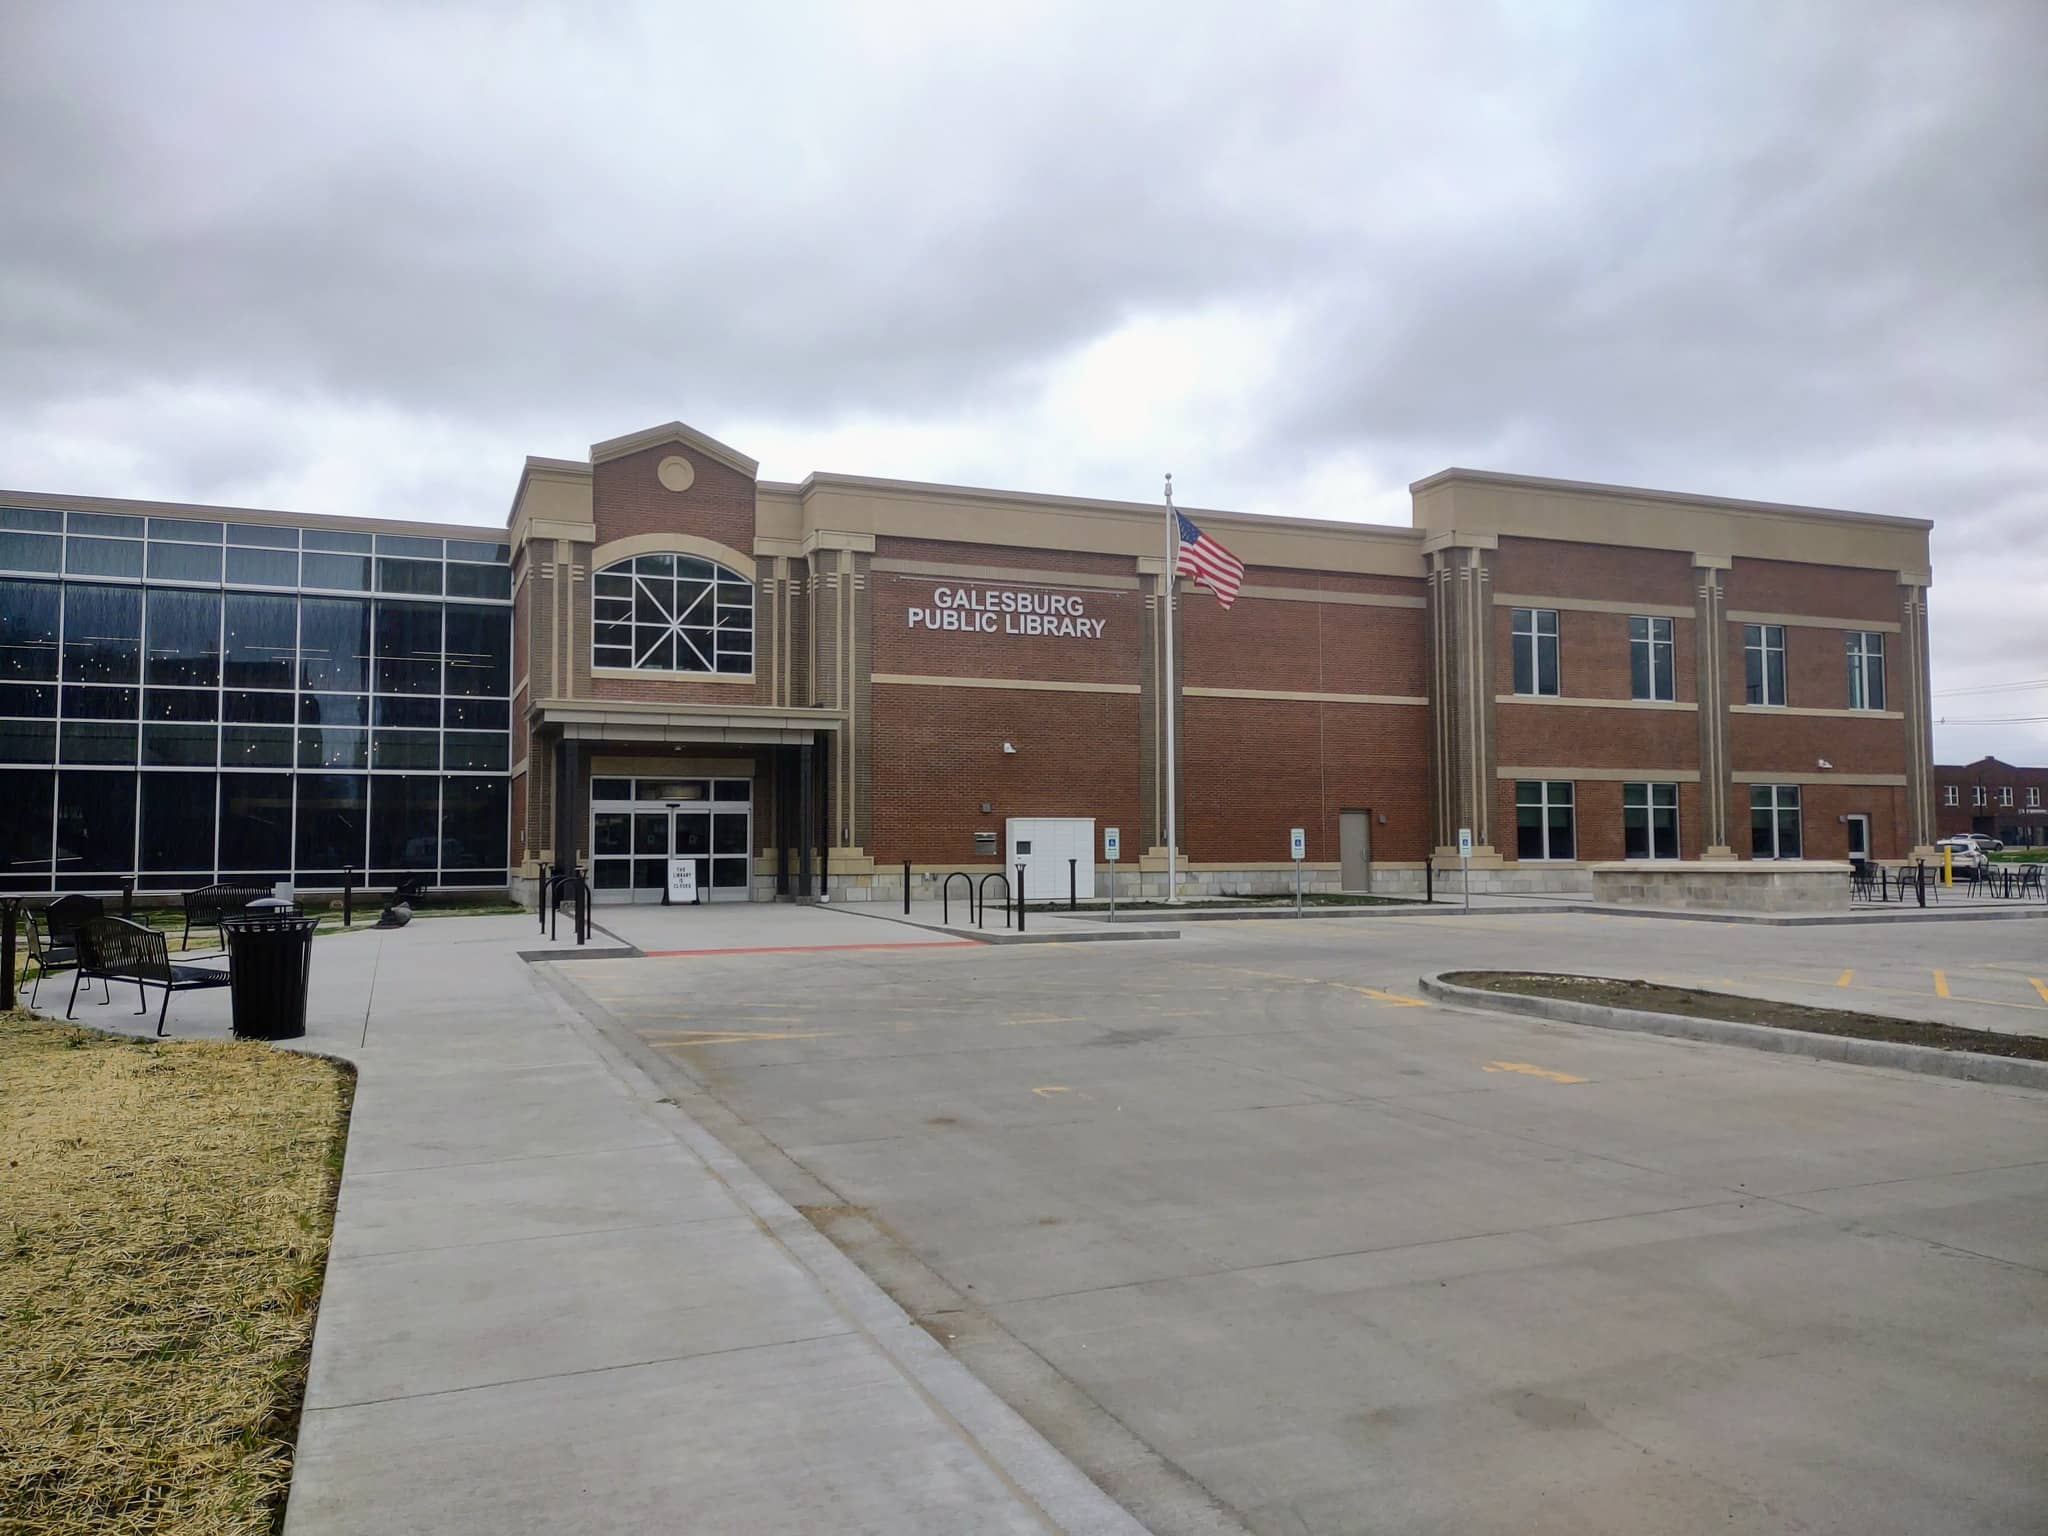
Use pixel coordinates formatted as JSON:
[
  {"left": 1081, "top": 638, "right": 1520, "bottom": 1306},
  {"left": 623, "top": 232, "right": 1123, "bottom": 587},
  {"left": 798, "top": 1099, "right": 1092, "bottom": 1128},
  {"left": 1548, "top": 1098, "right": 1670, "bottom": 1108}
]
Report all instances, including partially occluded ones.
[
  {"left": 1999, "top": 786, "right": 2014, "bottom": 808},
  {"left": 1743, "top": 623, "right": 1785, "bottom": 706},
  {"left": 1846, "top": 631, "right": 1886, "bottom": 710},
  {"left": 1629, "top": 617, "right": 1674, "bottom": 701},
  {"left": 1511, "top": 608, "right": 1559, "bottom": 696},
  {"left": 1750, "top": 784, "right": 1802, "bottom": 859},
  {"left": 1942, "top": 785, "right": 1959, "bottom": 807},
  {"left": 1623, "top": 782, "right": 1679, "bottom": 859},
  {"left": 1973, "top": 786, "right": 1988, "bottom": 807},
  {"left": 1515, "top": 779, "right": 1575, "bottom": 860},
  {"left": 2029, "top": 788, "right": 2042, "bottom": 809}
]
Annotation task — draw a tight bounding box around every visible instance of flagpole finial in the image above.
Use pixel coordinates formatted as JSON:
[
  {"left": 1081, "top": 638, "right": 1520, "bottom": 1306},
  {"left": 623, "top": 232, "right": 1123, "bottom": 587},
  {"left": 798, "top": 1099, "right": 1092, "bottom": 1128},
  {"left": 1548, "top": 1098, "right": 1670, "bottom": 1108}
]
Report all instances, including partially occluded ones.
[{"left": 1163, "top": 472, "right": 1173, "bottom": 502}]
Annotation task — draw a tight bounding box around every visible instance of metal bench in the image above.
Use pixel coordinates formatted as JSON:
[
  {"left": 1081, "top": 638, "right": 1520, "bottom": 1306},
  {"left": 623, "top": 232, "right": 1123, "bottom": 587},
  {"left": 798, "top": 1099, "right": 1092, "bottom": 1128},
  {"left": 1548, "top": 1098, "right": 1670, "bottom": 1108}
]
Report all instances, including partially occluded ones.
[
  {"left": 68, "top": 916, "right": 231, "bottom": 1036},
  {"left": 20, "top": 906, "right": 88, "bottom": 1009},
  {"left": 180, "top": 883, "right": 273, "bottom": 953}
]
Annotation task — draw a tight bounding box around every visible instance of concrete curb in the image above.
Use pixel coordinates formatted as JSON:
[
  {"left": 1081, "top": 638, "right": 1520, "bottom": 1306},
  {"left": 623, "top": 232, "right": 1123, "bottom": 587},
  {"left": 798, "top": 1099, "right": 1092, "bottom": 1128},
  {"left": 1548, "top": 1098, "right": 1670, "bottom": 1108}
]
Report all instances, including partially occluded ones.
[
  {"left": 1418, "top": 972, "right": 2048, "bottom": 1092},
  {"left": 829, "top": 902, "right": 1182, "bottom": 944}
]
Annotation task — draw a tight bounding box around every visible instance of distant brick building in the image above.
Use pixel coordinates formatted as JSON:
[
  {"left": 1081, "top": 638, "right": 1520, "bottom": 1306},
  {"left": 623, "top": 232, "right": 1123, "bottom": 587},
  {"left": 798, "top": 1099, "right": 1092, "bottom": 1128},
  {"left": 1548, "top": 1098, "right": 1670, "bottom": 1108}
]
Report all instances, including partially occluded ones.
[{"left": 1934, "top": 756, "right": 2048, "bottom": 846}]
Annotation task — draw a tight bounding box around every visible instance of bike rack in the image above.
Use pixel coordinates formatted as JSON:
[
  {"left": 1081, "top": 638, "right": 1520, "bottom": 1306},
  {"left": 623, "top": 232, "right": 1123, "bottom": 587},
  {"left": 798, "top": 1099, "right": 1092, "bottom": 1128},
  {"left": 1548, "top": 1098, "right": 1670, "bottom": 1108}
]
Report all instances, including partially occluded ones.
[
  {"left": 977, "top": 872, "right": 1012, "bottom": 930},
  {"left": 539, "top": 864, "right": 592, "bottom": 946},
  {"left": 941, "top": 871, "right": 974, "bottom": 927}
]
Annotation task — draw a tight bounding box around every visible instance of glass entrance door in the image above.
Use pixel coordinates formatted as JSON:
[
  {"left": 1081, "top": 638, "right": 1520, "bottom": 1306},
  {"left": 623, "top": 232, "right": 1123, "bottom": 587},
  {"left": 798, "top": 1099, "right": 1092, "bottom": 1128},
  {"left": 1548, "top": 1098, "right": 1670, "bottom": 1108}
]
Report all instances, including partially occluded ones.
[{"left": 591, "top": 774, "right": 753, "bottom": 903}]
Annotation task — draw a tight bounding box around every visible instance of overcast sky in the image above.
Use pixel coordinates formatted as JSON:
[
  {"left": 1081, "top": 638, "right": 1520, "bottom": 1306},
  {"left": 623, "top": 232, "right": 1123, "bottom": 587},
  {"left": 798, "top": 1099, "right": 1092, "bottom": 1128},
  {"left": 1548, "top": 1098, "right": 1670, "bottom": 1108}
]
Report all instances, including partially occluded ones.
[{"left": 3, "top": 1, "right": 2042, "bottom": 764}]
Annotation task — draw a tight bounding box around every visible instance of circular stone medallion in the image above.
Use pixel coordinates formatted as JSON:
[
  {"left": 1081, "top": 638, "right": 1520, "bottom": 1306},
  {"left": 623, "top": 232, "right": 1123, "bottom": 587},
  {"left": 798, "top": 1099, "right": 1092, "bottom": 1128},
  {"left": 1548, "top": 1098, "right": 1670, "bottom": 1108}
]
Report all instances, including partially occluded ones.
[{"left": 657, "top": 455, "right": 696, "bottom": 492}]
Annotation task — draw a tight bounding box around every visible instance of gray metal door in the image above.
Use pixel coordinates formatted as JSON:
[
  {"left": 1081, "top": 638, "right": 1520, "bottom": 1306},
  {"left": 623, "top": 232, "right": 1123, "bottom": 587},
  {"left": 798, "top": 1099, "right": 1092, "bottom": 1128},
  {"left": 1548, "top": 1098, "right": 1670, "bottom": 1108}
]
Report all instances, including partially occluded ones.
[{"left": 1339, "top": 810, "right": 1371, "bottom": 892}]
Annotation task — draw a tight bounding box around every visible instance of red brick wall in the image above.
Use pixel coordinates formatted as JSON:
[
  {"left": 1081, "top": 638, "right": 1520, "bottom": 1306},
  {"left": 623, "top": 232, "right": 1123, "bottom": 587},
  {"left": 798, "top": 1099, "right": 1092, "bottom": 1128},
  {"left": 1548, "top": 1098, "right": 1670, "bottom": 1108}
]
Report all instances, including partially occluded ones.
[
  {"left": 868, "top": 685, "right": 1141, "bottom": 864},
  {"left": 1182, "top": 593, "right": 1427, "bottom": 696},
  {"left": 1180, "top": 697, "right": 1431, "bottom": 863},
  {"left": 1496, "top": 704, "right": 1699, "bottom": 771},
  {"left": 870, "top": 573, "right": 1140, "bottom": 686},
  {"left": 1494, "top": 537, "right": 1694, "bottom": 605},
  {"left": 1726, "top": 557, "right": 1898, "bottom": 622}
]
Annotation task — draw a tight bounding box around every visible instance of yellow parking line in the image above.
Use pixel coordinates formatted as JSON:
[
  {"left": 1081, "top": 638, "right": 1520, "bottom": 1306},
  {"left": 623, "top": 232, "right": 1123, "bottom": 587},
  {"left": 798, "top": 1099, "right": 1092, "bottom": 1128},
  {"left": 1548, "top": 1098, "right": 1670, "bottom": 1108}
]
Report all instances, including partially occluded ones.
[
  {"left": 1836, "top": 969, "right": 1853, "bottom": 987},
  {"left": 1484, "top": 1060, "right": 1588, "bottom": 1084},
  {"left": 1933, "top": 969, "right": 1951, "bottom": 999},
  {"left": 2031, "top": 977, "right": 2048, "bottom": 1004}
]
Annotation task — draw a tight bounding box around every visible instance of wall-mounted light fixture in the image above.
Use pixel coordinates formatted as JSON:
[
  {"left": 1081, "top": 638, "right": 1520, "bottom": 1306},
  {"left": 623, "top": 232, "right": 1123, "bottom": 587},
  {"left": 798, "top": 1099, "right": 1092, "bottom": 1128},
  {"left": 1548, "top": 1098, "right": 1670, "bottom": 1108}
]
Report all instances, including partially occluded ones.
[
  {"left": 1817, "top": 758, "right": 1833, "bottom": 770},
  {"left": 1001, "top": 742, "right": 1017, "bottom": 755}
]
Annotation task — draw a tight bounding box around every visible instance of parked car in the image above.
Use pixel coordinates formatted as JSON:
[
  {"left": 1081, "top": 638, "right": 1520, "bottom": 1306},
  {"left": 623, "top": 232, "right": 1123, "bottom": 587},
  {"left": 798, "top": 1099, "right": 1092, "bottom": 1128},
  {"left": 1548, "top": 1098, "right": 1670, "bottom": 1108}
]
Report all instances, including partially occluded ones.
[{"left": 1935, "top": 835, "right": 1993, "bottom": 869}]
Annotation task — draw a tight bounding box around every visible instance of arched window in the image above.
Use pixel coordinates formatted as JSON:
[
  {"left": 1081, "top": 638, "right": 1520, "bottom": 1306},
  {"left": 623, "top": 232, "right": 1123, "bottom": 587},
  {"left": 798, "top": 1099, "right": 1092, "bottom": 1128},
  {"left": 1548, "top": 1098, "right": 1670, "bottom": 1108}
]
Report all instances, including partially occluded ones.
[{"left": 592, "top": 553, "right": 752, "bottom": 674}]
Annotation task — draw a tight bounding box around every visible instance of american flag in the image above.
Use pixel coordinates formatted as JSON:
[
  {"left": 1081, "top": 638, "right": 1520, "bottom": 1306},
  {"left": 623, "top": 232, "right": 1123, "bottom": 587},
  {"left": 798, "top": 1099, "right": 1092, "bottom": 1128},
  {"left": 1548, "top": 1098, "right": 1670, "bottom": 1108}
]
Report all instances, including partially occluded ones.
[{"left": 1173, "top": 510, "right": 1245, "bottom": 609}]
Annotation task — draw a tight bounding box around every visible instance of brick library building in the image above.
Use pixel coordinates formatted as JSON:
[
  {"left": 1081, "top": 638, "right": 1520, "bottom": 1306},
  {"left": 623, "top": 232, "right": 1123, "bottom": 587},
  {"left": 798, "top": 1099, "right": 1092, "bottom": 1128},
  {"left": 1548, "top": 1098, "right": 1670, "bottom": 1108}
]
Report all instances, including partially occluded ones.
[{"left": 0, "top": 420, "right": 1940, "bottom": 905}]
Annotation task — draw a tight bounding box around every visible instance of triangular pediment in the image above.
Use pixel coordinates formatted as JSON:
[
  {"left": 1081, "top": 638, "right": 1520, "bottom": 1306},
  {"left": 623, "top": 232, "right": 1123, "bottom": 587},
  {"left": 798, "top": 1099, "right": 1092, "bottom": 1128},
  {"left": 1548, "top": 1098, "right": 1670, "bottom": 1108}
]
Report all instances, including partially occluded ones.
[{"left": 589, "top": 421, "right": 758, "bottom": 478}]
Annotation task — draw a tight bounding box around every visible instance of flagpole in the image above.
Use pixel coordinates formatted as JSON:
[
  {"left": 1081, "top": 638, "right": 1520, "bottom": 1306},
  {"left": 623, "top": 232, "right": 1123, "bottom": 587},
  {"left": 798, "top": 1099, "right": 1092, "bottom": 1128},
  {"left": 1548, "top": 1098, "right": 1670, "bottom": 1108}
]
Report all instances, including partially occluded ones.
[{"left": 1162, "top": 473, "right": 1178, "bottom": 905}]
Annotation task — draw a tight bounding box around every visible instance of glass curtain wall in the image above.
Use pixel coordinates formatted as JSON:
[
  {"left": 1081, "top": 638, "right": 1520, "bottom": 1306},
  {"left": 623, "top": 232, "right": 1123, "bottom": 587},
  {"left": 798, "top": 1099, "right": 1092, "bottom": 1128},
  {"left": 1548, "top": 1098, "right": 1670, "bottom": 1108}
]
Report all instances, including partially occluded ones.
[{"left": 0, "top": 507, "right": 512, "bottom": 891}]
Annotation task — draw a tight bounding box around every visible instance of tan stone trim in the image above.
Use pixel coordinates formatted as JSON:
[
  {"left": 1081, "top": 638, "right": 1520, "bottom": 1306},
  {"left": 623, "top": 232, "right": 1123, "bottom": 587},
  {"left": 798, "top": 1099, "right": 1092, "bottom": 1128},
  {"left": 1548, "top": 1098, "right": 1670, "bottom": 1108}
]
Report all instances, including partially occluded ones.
[
  {"left": 1410, "top": 467, "right": 1932, "bottom": 532},
  {"left": 536, "top": 698, "right": 836, "bottom": 723},
  {"left": 1233, "top": 585, "right": 1426, "bottom": 610},
  {"left": 588, "top": 420, "right": 758, "bottom": 476},
  {"left": 1186, "top": 862, "right": 1341, "bottom": 872},
  {"left": 805, "top": 529, "right": 877, "bottom": 556},
  {"left": 871, "top": 672, "right": 1140, "bottom": 696},
  {"left": 1492, "top": 593, "right": 1693, "bottom": 619},
  {"left": 1729, "top": 704, "right": 1904, "bottom": 720},
  {"left": 590, "top": 666, "right": 756, "bottom": 685},
  {"left": 1185, "top": 686, "right": 1428, "bottom": 706},
  {"left": 508, "top": 757, "right": 528, "bottom": 778},
  {"left": 1497, "top": 767, "right": 1702, "bottom": 783},
  {"left": 872, "top": 558, "right": 1139, "bottom": 591},
  {"left": 1730, "top": 771, "right": 1908, "bottom": 786},
  {"left": 590, "top": 531, "right": 756, "bottom": 581},
  {"left": 1725, "top": 610, "right": 1901, "bottom": 633},
  {"left": 1494, "top": 694, "right": 1698, "bottom": 712},
  {"left": 1420, "top": 530, "right": 1499, "bottom": 554}
]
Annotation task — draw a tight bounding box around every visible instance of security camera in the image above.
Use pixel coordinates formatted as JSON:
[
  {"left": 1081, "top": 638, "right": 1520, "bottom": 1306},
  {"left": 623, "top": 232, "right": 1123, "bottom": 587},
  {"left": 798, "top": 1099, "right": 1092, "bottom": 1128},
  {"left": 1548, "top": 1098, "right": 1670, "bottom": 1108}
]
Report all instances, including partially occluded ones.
[
  {"left": 1817, "top": 758, "right": 1833, "bottom": 769},
  {"left": 1002, "top": 742, "right": 1017, "bottom": 754}
]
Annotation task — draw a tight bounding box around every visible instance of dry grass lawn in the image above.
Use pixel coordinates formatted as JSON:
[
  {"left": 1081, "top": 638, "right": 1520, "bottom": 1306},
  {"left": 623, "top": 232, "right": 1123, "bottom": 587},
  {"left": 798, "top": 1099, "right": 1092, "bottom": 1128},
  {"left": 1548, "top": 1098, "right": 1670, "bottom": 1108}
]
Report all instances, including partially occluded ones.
[{"left": 0, "top": 1009, "right": 352, "bottom": 1535}]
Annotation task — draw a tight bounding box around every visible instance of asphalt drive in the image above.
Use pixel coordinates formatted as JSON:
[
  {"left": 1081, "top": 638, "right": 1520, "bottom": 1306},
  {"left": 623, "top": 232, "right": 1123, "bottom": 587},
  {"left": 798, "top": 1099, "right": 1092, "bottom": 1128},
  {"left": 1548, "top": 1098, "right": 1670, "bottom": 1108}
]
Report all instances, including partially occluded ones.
[{"left": 554, "top": 907, "right": 2048, "bottom": 1536}]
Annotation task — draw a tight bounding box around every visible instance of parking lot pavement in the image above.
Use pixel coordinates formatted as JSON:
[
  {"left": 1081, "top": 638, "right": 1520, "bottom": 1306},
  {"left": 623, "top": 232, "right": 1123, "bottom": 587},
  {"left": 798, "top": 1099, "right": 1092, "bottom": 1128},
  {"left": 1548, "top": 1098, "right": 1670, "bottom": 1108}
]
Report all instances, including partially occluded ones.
[{"left": 554, "top": 909, "right": 2048, "bottom": 1536}]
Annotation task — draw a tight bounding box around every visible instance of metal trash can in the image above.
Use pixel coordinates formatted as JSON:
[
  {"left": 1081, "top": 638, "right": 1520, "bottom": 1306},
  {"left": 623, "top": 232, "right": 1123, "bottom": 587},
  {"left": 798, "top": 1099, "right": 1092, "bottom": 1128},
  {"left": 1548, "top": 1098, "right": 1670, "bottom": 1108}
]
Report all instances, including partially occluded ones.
[{"left": 221, "top": 914, "right": 317, "bottom": 1041}]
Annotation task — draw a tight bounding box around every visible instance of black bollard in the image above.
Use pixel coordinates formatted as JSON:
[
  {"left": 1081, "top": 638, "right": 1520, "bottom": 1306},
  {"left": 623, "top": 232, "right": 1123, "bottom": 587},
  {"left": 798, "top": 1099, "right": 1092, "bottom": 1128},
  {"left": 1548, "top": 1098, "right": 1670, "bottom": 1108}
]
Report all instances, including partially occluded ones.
[
  {"left": 903, "top": 859, "right": 911, "bottom": 915},
  {"left": 1425, "top": 861, "right": 1434, "bottom": 904},
  {"left": 1, "top": 897, "right": 19, "bottom": 1010},
  {"left": 1017, "top": 863, "right": 1027, "bottom": 932},
  {"left": 1068, "top": 858, "right": 1077, "bottom": 911},
  {"left": 343, "top": 867, "right": 356, "bottom": 928}
]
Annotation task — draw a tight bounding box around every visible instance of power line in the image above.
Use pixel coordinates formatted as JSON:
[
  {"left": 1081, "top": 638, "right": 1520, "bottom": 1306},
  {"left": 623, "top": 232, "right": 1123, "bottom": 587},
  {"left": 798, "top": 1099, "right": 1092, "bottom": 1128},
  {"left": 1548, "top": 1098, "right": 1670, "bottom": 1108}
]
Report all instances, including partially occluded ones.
[
  {"left": 1935, "top": 714, "right": 2048, "bottom": 725},
  {"left": 1933, "top": 677, "right": 2048, "bottom": 698}
]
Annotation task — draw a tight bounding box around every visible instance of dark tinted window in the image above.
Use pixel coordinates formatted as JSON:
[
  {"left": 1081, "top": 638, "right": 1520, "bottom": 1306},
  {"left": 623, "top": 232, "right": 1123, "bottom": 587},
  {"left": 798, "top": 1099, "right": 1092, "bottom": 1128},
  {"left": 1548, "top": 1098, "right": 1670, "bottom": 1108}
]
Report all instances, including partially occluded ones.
[
  {"left": 144, "top": 588, "right": 222, "bottom": 686},
  {"left": 56, "top": 770, "right": 136, "bottom": 870},
  {"left": 140, "top": 773, "right": 216, "bottom": 871},
  {"left": 370, "top": 775, "right": 440, "bottom": 868},
  {"left": 374, "top": 602, "right": 441, "bottom": 694},
  {"left": 219, "top": 774, "right": 294, "bottom": 869},
  {"left": 295, "top": 773, "right": 367, "bottom": 871},
  {"left": 441, "top": 776, "right": 509, "bottom": 870},
  {"left": 62, "top": 584, "right": 142, "bottom": 683},
  {"left": 299, "top": 599, "right": 371, "bottom": 692},
  {"left": 443, "top": 606, "right": 509, "bottom": 696},
  {"left": 0, "top": 768, "right": 55, "bottom": 886},
  {"left": 223, "top": 593, "right": 298, "bottom": 690},
  {"left": 0, "top": 580, "right": 61, "bottom": 681}
]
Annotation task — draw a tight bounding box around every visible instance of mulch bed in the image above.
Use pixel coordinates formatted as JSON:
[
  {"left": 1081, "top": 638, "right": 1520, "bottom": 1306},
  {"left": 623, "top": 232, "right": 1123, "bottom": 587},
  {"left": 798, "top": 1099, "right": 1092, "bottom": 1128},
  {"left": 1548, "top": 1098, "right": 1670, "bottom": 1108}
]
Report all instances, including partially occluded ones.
[{"left": 1442, "top": 972, "right": 2048, "bottom": 1062}]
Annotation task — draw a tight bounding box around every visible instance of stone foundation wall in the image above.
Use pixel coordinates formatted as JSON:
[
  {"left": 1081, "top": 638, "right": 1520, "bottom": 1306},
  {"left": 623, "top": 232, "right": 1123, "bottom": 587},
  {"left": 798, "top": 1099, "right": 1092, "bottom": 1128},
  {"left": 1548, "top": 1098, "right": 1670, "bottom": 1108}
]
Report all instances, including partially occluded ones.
[{"left": 1589, "top": 859, "right": 1852, "bottom": 913}]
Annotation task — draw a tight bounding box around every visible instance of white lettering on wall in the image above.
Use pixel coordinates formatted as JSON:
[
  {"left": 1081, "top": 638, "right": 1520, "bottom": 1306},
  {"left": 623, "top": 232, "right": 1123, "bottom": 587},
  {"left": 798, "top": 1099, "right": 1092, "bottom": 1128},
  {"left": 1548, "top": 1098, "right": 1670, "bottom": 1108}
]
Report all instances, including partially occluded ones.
[{"left": 905, "top": 583, "right": 1107, "bottom": 640}]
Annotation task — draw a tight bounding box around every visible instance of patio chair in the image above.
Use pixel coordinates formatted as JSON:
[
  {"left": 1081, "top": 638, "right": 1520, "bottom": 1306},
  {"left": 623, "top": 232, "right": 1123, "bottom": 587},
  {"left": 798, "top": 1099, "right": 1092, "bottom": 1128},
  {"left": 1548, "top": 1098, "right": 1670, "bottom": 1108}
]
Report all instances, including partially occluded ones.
[
  {"left": 43, "top": 892, "right": 105, "bottom": 951},
  {"left": 21, "top": 906, "right": 93, "bottom": 1010},
  {"left": 68, "top": 916, "right": 231, "bottom": 1037},
  {"left": 180, "top": 883, "right": 271, "bottom": 953}
]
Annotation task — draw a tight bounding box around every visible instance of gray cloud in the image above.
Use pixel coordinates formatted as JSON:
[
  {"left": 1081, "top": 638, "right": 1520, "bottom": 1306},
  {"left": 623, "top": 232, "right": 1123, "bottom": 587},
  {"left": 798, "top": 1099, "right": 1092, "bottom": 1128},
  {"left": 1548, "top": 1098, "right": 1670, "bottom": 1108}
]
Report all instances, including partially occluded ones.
[{"left": 2, "top": 0, "right": 2043, "bottom": 761}]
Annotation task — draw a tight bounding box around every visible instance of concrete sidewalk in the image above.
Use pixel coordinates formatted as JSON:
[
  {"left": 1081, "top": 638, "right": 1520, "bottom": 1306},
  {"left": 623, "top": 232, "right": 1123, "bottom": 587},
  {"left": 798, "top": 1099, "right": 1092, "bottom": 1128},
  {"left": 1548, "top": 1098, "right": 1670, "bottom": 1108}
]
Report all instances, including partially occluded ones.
[{"left": 68, "top": 915, "right": 1143, "bottom": 1534}]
